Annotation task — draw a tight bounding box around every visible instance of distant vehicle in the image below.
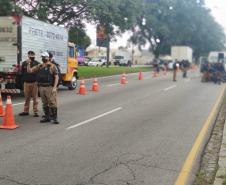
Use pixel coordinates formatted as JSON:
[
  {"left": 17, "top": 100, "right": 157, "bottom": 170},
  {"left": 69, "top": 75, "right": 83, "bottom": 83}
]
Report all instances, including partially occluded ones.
[
  {"left": 208, "top": 51, "right": 226, "bottom": 63},
  {"left": 171, "top": 46, "right": 193, "bottom": 63},
  {"left": 208, "top": 51, "right": 226, "bottom": 69},
  {"left": 84, "top": 57, "right": 91, "bottom": 66},
  {"left": 114, "top": 50, "right": 132, "bottom": 66},
  {"left": 88, "top": 58, "right": 106, "bottom": 67}
]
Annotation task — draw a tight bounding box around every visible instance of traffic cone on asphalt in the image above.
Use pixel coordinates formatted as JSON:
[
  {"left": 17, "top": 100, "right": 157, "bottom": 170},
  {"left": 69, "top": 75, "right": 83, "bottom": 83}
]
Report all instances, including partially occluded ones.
[
  {"left": 138, "top": 71, "right": 143, "bottom": 80},
  {"left": 78, "top": 80, "right": 87, "bottom": 95},
  {"left": 0, "top": 96, "right": 19, "bottom": 130},
  {"left": 164, "top": 66, "right": 167, "bottom": 76},
  {"left": 120, "top": 73, "right": 128, "bottom": 84},
  {"left": 153, "top": 71, "right": 157, "bottom": 78},
  {"left": 92, "top": 78, "right": 99, "bottom": 92},
  {"left": 0, "top": 93, "right": 4, "bottom": 117}
]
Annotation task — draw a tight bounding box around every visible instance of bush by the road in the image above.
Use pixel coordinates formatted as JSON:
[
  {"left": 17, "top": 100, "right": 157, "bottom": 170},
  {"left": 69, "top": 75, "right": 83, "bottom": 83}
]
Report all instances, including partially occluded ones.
[{"left": 78, "top": 66, "right": 152, "bottom": 79}]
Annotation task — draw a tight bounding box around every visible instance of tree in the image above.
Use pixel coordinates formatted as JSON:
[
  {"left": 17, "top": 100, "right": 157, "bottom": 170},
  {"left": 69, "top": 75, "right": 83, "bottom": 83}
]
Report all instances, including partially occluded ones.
[
  {"left": 69, "top": 27, "right": 91, "bottom": 49},
  {"left": 131, "top": 0, "right": 226, "bottom": 58},
  {"left": 0, "top": 0, "right": 13, "bottom": 16},
  {"left": 15, "top": 0, "right": 142, "bottom": 49}
]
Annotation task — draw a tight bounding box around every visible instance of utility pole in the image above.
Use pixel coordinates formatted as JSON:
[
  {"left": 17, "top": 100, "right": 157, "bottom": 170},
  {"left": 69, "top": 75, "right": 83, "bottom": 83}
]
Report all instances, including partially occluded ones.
[{"left": 106, "top": 37, "right": 110, "bottom": 68}]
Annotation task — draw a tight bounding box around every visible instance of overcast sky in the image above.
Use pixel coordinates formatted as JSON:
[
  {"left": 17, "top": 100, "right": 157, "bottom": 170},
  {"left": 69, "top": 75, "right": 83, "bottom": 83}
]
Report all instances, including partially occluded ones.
[{"left": 86, "top": 0, "right": 226, "bottom": 49}]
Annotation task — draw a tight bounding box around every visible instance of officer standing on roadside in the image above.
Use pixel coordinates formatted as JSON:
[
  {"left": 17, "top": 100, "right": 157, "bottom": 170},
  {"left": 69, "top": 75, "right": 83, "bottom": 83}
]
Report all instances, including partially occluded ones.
[
  {"left": 19, "top": 51, "right": 39, "bottom": 117},
  {"left": 27, "top": 52, "right": 59, "bottom": 124},
  {"left": 173, "top": 60, "right": 179, "bottom": 82}
]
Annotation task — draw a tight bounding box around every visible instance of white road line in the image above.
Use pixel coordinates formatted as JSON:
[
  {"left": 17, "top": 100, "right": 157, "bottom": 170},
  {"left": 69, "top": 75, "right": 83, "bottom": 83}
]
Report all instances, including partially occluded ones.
[
  {"left": 144, "top": 77, "right": 151, "bottom": 80},
  {"left": 185, "top": 79, "right": 191, "bottom": 82},
  {"left": 12, "top": 102, "right": 25, "bottom": 106},
  {"left": 108, "top": 83, "right": 120, "bottom": 87},
  {"left": 164, "top": 85, "right": 177, "bottom": 91},
  {"left": 66, "top": 107, "right": 123, "bottom": 130}
]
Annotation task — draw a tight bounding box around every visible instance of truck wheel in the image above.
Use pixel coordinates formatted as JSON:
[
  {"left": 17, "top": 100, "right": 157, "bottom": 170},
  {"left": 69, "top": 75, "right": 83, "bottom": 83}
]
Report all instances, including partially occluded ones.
[{"left": 68, "top": 76, "right": 77, "bottom": 90}]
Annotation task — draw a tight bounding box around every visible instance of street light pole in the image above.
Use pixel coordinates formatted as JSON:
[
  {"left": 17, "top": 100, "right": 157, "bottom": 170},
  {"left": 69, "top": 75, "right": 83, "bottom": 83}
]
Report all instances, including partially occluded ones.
[{"left": 106, "top": 35, "right": 110, "bottom": 68}]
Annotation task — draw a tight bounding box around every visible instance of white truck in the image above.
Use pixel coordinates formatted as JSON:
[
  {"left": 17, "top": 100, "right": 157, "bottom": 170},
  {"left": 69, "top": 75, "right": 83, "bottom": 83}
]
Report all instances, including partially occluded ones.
[
  {"left": 171, "top": 46, "right": 193, "bottom": 63},
  {"left": 0, "top": 16, "right": 78, "bottom": 94},
  {"left": 208, "top": 51, "right": 226, "bottom": 63},
  {"left": 113, "top": 50, "right": 132, "bottom": 66}
]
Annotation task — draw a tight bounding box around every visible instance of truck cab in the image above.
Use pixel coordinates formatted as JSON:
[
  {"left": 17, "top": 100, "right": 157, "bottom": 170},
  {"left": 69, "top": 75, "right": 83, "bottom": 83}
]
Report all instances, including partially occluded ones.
[{"left": 61, "top": 42, "right": 78, "bottom": 90}]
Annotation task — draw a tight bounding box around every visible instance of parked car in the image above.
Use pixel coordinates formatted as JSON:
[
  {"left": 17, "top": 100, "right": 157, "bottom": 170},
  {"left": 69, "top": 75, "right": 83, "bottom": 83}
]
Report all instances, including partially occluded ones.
[
  {"left": 84, "top": 57, "right": 92, "bottom": 66},
  {"left": 88, "top": 58, "right": 106, "bottom": 67}
]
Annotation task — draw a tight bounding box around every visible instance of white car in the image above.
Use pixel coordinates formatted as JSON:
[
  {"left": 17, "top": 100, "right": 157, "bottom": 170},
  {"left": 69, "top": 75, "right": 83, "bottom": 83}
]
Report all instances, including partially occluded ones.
[{"left": 88, "top": 58, "right": 106, "bottom": 67}]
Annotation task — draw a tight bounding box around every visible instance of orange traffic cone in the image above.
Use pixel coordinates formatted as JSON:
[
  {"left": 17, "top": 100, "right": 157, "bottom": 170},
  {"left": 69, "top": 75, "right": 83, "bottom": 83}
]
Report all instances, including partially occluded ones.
[
  {"left": 0, "top": 93, "right": 4, "bottom": 117},
  {"left": 138, "top": 71, "right": 143, "bottom": 80},
  {"left": 0, "top": 96, "right": 19, "bottom": 130},
  {"left": 92, "top": 78, "right": 99, "bottom": 92},
  {"left": 163, "top": 66, "right": 167, "bottom": 76},
  {"left": 153, "top": 71, "right": 157, "bottom": 78},
  {"left": 78, "top": 80, "right": 87, "bottom": 95},
  {"left": 120, "top": 73, "right": 128, "bottom": 84}
]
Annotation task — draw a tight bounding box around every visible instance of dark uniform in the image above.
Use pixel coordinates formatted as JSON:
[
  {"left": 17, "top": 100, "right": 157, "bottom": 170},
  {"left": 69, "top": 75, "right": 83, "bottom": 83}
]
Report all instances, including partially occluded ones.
[
  {"left": 19, "top": 51, "right": 39, "bottom": 117},
  {"left": 21, "top": 60, "right": 39, "bottom": 115},
  {"left": 173, "top": 61, "right": 179, "bottom": 82},
  {"left": 28, "top": 55, "right": 59, "bottom": 124}
]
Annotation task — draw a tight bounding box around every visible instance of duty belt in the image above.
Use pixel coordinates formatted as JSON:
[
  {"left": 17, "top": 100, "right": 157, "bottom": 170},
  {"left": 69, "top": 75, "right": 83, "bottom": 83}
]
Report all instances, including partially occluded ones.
[{"left": 38, "top": 83, "right": 52, "bottom": 87}]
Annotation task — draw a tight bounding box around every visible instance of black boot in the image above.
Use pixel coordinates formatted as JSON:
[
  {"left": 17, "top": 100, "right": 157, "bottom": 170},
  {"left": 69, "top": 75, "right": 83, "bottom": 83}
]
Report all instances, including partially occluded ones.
[
  {"left": 40, "top": 106, "right": 51, "bottom": 123},
  {"left": 50, "top": 107, "right": 59, "bottom": 124}
]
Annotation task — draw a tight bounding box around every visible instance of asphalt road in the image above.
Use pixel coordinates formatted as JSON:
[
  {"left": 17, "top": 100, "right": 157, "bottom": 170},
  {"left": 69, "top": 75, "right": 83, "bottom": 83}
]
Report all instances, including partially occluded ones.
[{"left": 0, "top": 70, "right": 223, "bottom": 185}]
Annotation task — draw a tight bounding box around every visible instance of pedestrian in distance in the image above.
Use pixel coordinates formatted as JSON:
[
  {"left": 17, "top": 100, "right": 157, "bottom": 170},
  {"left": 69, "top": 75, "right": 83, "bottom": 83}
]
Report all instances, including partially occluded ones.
[
  {"left": 201, "top": 61, "right": 210, "bottom": 82},
  {"left": 182, "top": 60, "right": 189, "bottom": 78},
  {"left": 173, "top": 60, "right": 179, "bottom": 82},
  {"left": 27, "top": 52, "right": 59, "bottom": 124},
  {"left": 19, "top": 51, "right": 40, "bottom": 117}
]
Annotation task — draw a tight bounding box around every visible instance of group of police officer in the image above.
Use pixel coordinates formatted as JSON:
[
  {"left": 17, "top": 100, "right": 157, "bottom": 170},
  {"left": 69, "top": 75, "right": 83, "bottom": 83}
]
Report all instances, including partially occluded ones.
[
  {"left": 19, "top": 51, "right": 59, "bottom": 124},
  {"left": 201, "top": 61, "right": 225, "bottom": 84}
]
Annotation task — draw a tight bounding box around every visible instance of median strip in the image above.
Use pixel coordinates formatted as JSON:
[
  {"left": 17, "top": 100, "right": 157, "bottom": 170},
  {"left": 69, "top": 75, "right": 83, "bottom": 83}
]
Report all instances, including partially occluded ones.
[{"left": 66, "top": 107, "right": 123, "bottom": 130}]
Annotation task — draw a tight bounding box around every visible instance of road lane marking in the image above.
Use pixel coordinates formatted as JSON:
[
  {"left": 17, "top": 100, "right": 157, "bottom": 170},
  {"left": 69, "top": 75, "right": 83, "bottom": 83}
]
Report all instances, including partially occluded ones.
[
  {"left": 174, "top": 86, "right": 225, "bottom": 185},
  {"left": 12, "top": 102, "right": 25, "bottom": 106},
  {"left": 66, "top": 107, "right": 123, "bottom": 130},
  {"left": 108, "top": 83, "right": 120, "bottom": 87},
  {"left": 164, "top": 85, "right": 177, "bottom": 91}
]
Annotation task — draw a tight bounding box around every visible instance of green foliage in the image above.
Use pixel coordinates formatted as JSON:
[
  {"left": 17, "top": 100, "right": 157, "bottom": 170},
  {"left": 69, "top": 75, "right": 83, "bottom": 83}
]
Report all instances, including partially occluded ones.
[
  {"left": 15, "top": 0, "right": 141, "bottom": 47},
  {"left": 1, "top": 0, "right": 225, "bottom": 57},
  {"left": 132, "top": 0, "right": 226, "bottom": 58},
  {"left": 69, "top": 27, "right": 91, "bottom": 49},
  {"left": 0, "top": 0, "right": 13, "bottom": 16}
]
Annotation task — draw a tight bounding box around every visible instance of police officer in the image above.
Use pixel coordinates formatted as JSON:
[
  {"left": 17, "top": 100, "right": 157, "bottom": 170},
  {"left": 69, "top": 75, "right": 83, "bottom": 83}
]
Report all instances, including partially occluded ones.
[
  {"left": 19, "top": 51, "right": 39, "bottom": 117},
  {"left": 173, "top": 60, "right": 179, "bottom": 82},
  {"left": 27, "top": 52, "right": 59, "bottom": 124}
]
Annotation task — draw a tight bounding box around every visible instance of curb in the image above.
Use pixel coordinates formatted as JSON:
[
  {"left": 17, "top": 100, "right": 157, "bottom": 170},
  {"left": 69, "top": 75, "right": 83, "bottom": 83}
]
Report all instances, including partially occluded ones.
[
  {"left": 175, "top": 86, "right": 225, "bottom": 185},
  {"left": 214, "top": 119, "right": 226, "bottom": 185}
]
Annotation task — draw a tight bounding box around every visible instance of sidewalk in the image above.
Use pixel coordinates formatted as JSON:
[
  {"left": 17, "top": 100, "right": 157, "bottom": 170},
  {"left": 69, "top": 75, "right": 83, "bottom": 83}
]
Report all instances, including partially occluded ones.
[{"left": 214, "top": 121, "right": 226, "bottom": 185}]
